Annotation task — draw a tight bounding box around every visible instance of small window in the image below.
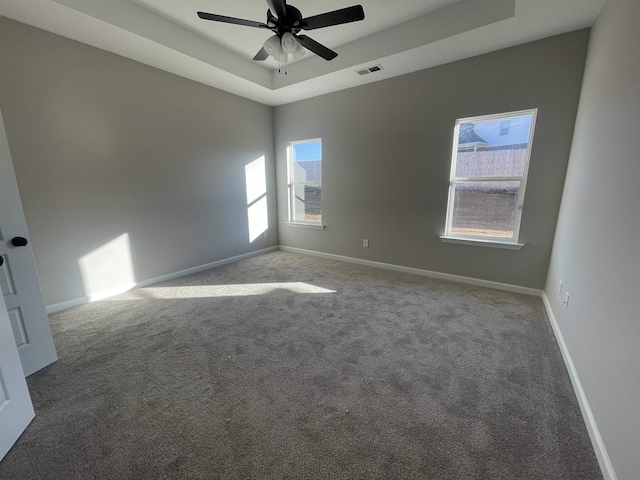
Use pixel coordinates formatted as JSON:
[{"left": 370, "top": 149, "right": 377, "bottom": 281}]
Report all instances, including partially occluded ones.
[
  {"left": 500, "top": 120, "right": 510, "bottom": 136},
  {"left": 287, "top": 139, "right": 322, "bottom": 225},
  {"left": 444, "top": 110, "right": 536, "bottom": 243}
]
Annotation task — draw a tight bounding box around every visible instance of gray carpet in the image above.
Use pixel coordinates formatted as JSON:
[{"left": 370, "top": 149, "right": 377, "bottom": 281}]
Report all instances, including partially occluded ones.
[{"left": 0, "top": 251, "right": 602, "bottom": 479}]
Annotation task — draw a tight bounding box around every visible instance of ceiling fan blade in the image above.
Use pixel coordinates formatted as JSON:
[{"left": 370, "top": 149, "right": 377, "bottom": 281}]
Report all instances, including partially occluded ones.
[
  {"left": 253, "top": 47, "right": 269, "bottom": 61},
  {"left": 266, "top": 0, "right": 287, "bottom": 20},
  {"left": 197, "top": 11, "right": 268, "bottom": 29},
  {"left": 295, "top": 35, "right": 338, "bottom": 61},
  {"left": 301, "top": 5, "right": 365, "bottom": 30}
]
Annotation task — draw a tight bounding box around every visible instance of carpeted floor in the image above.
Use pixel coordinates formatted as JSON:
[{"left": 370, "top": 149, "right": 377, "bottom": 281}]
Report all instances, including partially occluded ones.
[{"left": 0, "top": 251, "right": 602, "bottom": 479}]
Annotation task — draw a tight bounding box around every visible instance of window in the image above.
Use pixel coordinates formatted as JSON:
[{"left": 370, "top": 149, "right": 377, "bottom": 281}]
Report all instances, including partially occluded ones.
[
  {"left": 443, "top": 110, "right": 537, "bottom": 245},
  {"left": 287, "top": 139, "right": 322, "bottom": 225}
]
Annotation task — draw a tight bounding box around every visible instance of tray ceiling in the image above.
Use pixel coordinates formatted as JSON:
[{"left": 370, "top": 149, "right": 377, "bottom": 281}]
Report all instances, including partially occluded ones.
[{"left": 0, "top": 0, "right": 606, "bottom": 106}]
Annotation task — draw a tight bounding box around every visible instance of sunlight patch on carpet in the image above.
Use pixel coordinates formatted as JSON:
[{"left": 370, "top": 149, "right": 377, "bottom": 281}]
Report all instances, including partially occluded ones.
[{"left": 140, "top": 282, "right": 336, "bottom": 299}]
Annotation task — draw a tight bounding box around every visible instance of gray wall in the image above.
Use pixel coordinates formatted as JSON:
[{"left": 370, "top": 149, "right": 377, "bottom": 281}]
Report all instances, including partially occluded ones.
[
  {"left": 0, "top": 17, "right": 277, "bottom": 306},
  {"left": 275, "top": 31, "right": 590, "bottom": 289},
  {"left": 544, "top": 0, "right": 640, "bottom": 478}
]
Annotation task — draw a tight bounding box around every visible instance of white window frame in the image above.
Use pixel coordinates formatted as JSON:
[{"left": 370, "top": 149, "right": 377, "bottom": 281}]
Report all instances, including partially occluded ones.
[
  {"left": 442, "top": 109, "right": 537, "bottom": 248},
  {"left": 287, "top": 138, "right": 323, "bottom": 228}
]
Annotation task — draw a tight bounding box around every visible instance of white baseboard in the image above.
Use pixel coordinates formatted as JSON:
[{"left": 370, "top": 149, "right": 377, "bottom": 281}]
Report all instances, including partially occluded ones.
[
  {"left": 133, "top": 246, "right": 278, "bottom": 288},
  {"left": 541, "top": 293, "right": 617, "bottom": 480},
  {"left": 45, "top": 247, "right": 278, "bottom": 314},
  {"left": 46, "top": 295, "right": 91, "bottom": 314},
  {"left": 278, "top": 245, "right": 542, "bottom": 296}
]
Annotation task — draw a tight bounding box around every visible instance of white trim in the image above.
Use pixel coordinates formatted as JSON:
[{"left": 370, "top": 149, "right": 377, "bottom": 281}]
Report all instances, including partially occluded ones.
[
  {"left": 453, "top": 175, "right": 525, "bottom": 181},
  {"left": 285, "top": 222, "right": 325, "bottom": 230},
  {"left": 134, "top": 246, "right": 277, "bottom": 288},
  {"left": 440, "top": 235, "right": 524, "bottom": 250},
  {"left": 287, "top": 138, "right": 322, "bottom": 224},
  {"left": 444, "top": 108, "right": 537, "bottom": 243},
  {"left": 455, "top": 108, "right": 539, "bottom": 124},
  {"left": 287, "top": 138, "right": 322, "bottom": 147},
  {"left": 46, "top": 296, "right": 88, "bottom": 314},
  {"left": 278, "top": 245, "right": 541, "bottom": 296},
  {"left": 45, "top": 246, "right": 278, "bottom": 314},
  {"left": 87, "top": 283, "right": 137, "bottom": 302},
  {"left": 541, "top": 293, "right": 618, "bottom": 480}
]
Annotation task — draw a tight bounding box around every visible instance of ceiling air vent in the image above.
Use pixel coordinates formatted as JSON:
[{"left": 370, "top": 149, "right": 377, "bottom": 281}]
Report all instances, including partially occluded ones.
[{"left": 355, "top": 64, "right": 385, "bottom": 76}]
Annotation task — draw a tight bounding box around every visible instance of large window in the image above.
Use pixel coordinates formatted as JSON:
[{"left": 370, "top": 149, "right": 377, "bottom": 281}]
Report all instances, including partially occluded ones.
[
  {"left": 444, "top": 110, "right": 537, "bottom": 244},
  {"left": 287, "top": 139, "right": 322, "bottom": 225}
]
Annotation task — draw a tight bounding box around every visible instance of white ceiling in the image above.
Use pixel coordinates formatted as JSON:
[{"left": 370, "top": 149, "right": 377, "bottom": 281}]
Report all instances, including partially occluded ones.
[
  {"left": 0, "top": 0, "right": 606, "bottom": 106},
  {"left": 135, "top": 0, "right": 460, "bottom": 64}
]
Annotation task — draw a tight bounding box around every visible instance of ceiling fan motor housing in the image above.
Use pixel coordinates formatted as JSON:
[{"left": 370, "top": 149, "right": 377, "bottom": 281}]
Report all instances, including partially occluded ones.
[{"left": 269, "top": 5, "right": 304, "bottom": 36}]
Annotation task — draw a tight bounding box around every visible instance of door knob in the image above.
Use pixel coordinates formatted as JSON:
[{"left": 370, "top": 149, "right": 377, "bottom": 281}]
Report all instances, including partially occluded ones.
[{"left": 11, "top": 237, "right": 28, "bottom": 247}]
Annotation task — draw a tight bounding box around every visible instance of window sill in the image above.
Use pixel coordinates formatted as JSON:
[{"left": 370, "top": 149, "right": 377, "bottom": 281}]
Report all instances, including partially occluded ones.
[
  {"left": 286, "top": 222, "right": 325, "bottom": 230},
  {"left": 440, "top": 236, "right": 524, "bottom": 250}
]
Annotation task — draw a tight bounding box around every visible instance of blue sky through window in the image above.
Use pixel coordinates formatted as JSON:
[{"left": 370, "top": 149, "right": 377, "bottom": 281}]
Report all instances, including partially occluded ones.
[
  {"left": 293, "top": 141, "right": 321, "bottom": 162},
  {"left": 472, "top": 114, "right": 532, "bottom": 146}
]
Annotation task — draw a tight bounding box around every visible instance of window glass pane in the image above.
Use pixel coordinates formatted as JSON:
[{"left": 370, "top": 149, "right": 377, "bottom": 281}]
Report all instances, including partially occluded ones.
[
  {"left": 292, "top": 141, "right": 321, "bottom": 182},
  {"left": 451, "top": 181, "right": 520, "bottom": 238},
  {"left": 292, "top": 184, "right": 322, "bottom": 223},
  {"left": 455, "top": 113, "right": 532, "bottom": 178}
]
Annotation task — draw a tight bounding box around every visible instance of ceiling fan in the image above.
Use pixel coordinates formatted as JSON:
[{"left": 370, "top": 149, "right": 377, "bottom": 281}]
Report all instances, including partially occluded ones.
[{"left": 197, "top": 0, "right": 365, "bottom": 63}]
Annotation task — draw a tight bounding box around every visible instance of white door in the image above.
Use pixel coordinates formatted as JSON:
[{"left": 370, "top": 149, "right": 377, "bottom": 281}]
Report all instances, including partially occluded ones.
[
  {"left": 0, "top": 292, "right": 35, "bottom": 461},
  {"left": 0, "top": 108, "right": 57, "bottom": 376}
]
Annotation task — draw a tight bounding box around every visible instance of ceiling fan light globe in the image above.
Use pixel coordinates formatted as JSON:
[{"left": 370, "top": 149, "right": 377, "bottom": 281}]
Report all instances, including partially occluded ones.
[
  {"left": 263, "top": 35, "right": 286, "bottom": 61},
  {"left": 281, "top": 32, "right": 298, "bottom": 53},
  {"left": 292, "top": 43, "right": 306, "bottom": 60},
  {"left": 263, "top": 35, "right": 279, "bottom": 55}
]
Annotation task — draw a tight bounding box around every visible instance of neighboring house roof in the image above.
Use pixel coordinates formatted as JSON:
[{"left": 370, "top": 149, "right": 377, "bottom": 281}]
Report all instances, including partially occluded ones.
[{"left": 459, "top": 123, "right": 488, "bottom": 145}]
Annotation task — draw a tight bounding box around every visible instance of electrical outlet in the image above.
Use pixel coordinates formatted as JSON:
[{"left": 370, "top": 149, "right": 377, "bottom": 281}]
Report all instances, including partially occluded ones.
[
  {"left": 363, "top": 239, "right": 369, "bottom": 248},
  {"left": 563, "top": 292, "right": 570, "bottom": 309},
  {"left": 263, "top": 231, "right": 268, "bottom": 238},
  {"left": 558, "top": 281, "right": 563, "bottom": 296}
]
